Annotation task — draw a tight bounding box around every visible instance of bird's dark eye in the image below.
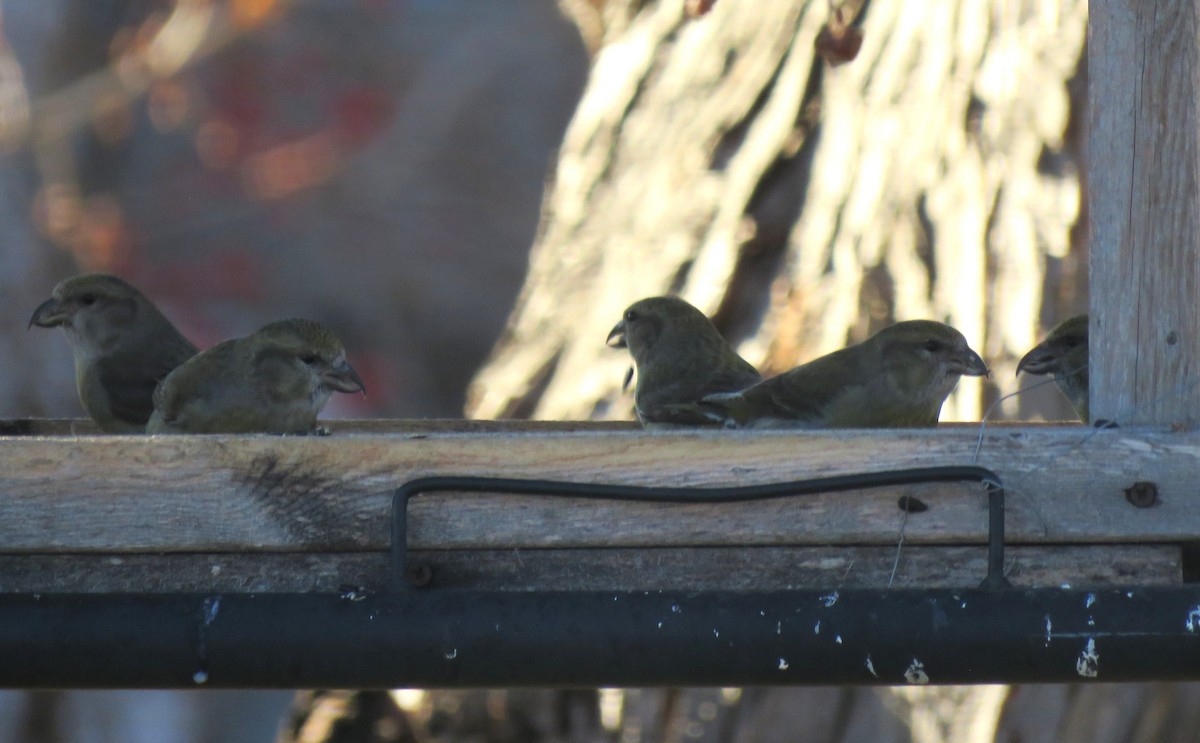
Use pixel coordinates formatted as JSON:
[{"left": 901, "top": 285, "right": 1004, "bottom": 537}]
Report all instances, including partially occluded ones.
[
  {"left": 924, "top": 339, "right": 941, "bottom": 352},
  {"left": 300, "top": 354, "right": 319, "bottom": 365},
  {"left": 624, "top": 310, "right": 638, "bottom": 322},
  {"left": 79, "top": 293, "right": 97, "bottom": 306}
]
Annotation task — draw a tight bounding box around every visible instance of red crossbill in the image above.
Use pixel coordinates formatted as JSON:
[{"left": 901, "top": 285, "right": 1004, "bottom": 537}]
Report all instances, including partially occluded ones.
[
  {"left": 608, "top": 296, "right": 761, "bottom": 427},
  {"left": 698, "top": 320, "right": 988, "bottom": 428},
  {"left": 30, "top": 274, "right": 197, "bottom": 432},
  {"left": 1017, "top": 314, "right": 1088, "bottom": 423},
  {"left": 148, "top": 318, "right": 364, "bottom": 434}
]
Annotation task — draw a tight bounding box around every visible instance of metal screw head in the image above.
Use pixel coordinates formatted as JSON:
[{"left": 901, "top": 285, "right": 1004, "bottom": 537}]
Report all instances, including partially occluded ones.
[
  {"left": 408, "top": 564, "right": 434, "bottom": 587},
  {"left": 1124, "top": 481, "right": 1159, "bottom": 508}
]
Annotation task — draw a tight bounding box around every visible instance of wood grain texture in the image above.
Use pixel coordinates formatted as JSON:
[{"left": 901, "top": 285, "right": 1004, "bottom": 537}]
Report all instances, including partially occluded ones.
[
  {"left": 0, "top": 545, "right": 1176, "bottom": 593},
  {"left": 0, "top": 425, "right": 1197, "bottom": 553},
  {"left": 1090, "top": 0, "right": 1200, "bottom": 426}
]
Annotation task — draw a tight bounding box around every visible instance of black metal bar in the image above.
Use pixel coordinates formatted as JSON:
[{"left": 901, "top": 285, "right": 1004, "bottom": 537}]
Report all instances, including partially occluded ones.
[
  {"left": 2, "top": 588, "right": 1199, "bottom": 688},
  {"left": 985, "top": 483, "right": 1007, "bottom": 589},
  {"left": 390, "top": 467, "right": 1008, "bottom": 591}
]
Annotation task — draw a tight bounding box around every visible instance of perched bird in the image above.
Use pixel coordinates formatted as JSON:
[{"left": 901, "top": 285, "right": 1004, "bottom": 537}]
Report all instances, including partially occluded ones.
[
  {"left": 696, "top": 320, "right": 989, "bottom": 428},
  {"left": 607, "top": 296, "right": 761, "bottom": 427},
  {"left": 1016, "top": 314, "right": 1088, "bottom": 423},
  {"left": 29, "top": 273, "right": 198, "bottom": 432},
  {"left": 147, "top": 318, "right": 364, "bottom": 434}
]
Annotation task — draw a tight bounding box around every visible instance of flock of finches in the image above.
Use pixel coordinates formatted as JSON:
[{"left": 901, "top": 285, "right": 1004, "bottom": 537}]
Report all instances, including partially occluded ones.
[{"left": 29, "top": 274, "right": 1089, "bottom": 434}]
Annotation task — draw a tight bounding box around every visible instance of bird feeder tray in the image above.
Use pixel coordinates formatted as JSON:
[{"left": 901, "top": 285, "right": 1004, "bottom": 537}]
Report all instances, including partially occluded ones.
[{"left": 0, "top": 419, "right": 1196, "bottom": 687}]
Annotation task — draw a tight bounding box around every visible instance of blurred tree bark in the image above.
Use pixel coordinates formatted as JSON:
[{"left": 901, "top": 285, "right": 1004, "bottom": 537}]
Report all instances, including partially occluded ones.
[{"left": 468, "top": 0, "right": 1089, "bottom": 424}]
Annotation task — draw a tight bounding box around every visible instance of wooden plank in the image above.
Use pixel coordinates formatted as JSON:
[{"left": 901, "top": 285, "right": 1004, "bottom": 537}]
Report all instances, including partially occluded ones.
[
  {"left": 1090, "top": 0, "right": 1200, "bottom": 426},
  {"left": 0, "top": 426, "right": 1197, "bottom": 551},
  {"left": 0, "top": 545, "right": 1177, "bottom": 593}
]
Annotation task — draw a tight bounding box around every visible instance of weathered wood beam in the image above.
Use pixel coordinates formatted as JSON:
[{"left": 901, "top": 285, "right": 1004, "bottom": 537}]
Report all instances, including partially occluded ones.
[
  {"left": 0, "top": 425, "right": 1191, "bottom": 552},
  {"left": 1090, "top": 0, "right": 1200, "bottom": 426}
]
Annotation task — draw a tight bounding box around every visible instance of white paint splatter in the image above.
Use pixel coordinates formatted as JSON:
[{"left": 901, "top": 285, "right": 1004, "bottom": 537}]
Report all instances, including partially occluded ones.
[
  {"left": 904, "top": 659, "right": 929, "bottom": 685},
  {"left": 657, "top": 621, "right": 663, "bottom": 629},
  {"left": 1075, "top": 639, "right": 1099, "bottom": 678},
  {"left": 865, "top": 656, "right": 878, "bottom": 678},
  {"left": 1044, "top": 615, "right": 1052, "bottom": 646},
  {"left": 671, "top": 603, "right": 681, "bottom": 614},
  {"left": 1087, "top": 618, "right": 1095, "bottom": 627},
  {"left": 778, "top": 658, "right": 789, "bottom": 671},
  {"left": 201, "top": 596, "right": 221, "bottom": 627},
  {"left": 835, "top": 635, "right": 843, "bottom": 644},
  {"left": 192, "top": 670, "right": 208, "bottom": 685},
  {"left": 1061, "top": 583, "right": 1072, "bottom": 589},
  {"left": 1187, "top": 606, "right": 1200, "bottom": 633},
  {"left": 820, "top": 591, "right": 840, "bottom": 608},
  {"left": 444, "top": 649, "right": 458, "bottom": 660},
  {"left": 1085, "top": 593, "right": 1096, "bottom": 609},
  {"left": 814, "top": 620, "right": 820, "bottom": 635},
  {"left": 713, "top": 629, "right": 720, "bottom": 638},
  {"left": 776, "top": 621, "right": 781, "bottom": 635},
  {"left": 1126, "top": 591, "right": 1134, "bottom": 599}
]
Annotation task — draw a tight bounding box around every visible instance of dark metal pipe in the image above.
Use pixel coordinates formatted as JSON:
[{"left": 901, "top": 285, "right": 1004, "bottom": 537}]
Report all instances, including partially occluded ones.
[{"left": 3, "top": 587, "right": 1199, "bottom": 688}]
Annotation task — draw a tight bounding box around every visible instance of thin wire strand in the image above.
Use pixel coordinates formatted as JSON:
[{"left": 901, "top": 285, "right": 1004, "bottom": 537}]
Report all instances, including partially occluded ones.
[
  {"left": 887, "top": 505, "right": 910, "bottom": 588},
  {"left": 971, "top": 374, "right": 1068, "bottom": 465}
]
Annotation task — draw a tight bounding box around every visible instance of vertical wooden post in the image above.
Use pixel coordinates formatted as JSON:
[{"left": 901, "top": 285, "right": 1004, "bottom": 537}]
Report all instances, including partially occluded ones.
[{"left": 1090, "top": 1, "right": 1200, "bottom": 426}]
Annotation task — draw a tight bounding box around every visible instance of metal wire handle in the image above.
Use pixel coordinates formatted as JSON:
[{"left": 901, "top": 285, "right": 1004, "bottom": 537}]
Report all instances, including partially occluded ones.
[{"left": 390, "top": 466, "right": 1009, "bottom": 591}]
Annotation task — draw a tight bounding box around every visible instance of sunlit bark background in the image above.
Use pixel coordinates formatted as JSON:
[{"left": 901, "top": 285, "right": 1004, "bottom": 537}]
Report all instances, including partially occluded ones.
[{"left": 469, "top": 0, "right": 1089, "bottom": 424}]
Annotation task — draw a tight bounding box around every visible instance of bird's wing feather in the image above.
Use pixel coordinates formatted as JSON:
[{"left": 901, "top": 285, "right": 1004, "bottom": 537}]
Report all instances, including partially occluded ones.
[
  {"left": 95, "top": 356, "right": 163, "bottom": 425},
  {"left": 724, "top": 346, "right": 864, "bottom": 425},
  {"left": 637, "top": 400, "right": 726, "bottom": 426},
  {"left": 704, "top": 359, "right": 762, "bottom": 395},
  {"left": 151, "top": 340, "right": 239, "bottom": 427},
  {"left": 97, "top": 335, "right": 197, "bottom": 426}
]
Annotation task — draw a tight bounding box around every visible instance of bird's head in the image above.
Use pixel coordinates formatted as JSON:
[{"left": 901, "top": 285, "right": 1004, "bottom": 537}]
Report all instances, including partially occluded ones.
[
  {"left": 254, "top": 319, "right": 365, "bottom": 398},
  {"left": 29, "top": 274, "right": 148, "bottom": 349},
  {"left": 607, "top": 296, "right": 713, "bottom": 364},
  {"left": 876, "top": 320, "right": 989, "bottom": 392},
  {"left": 1016, "top": 314, "right": 1088, "bottom": 378}
]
